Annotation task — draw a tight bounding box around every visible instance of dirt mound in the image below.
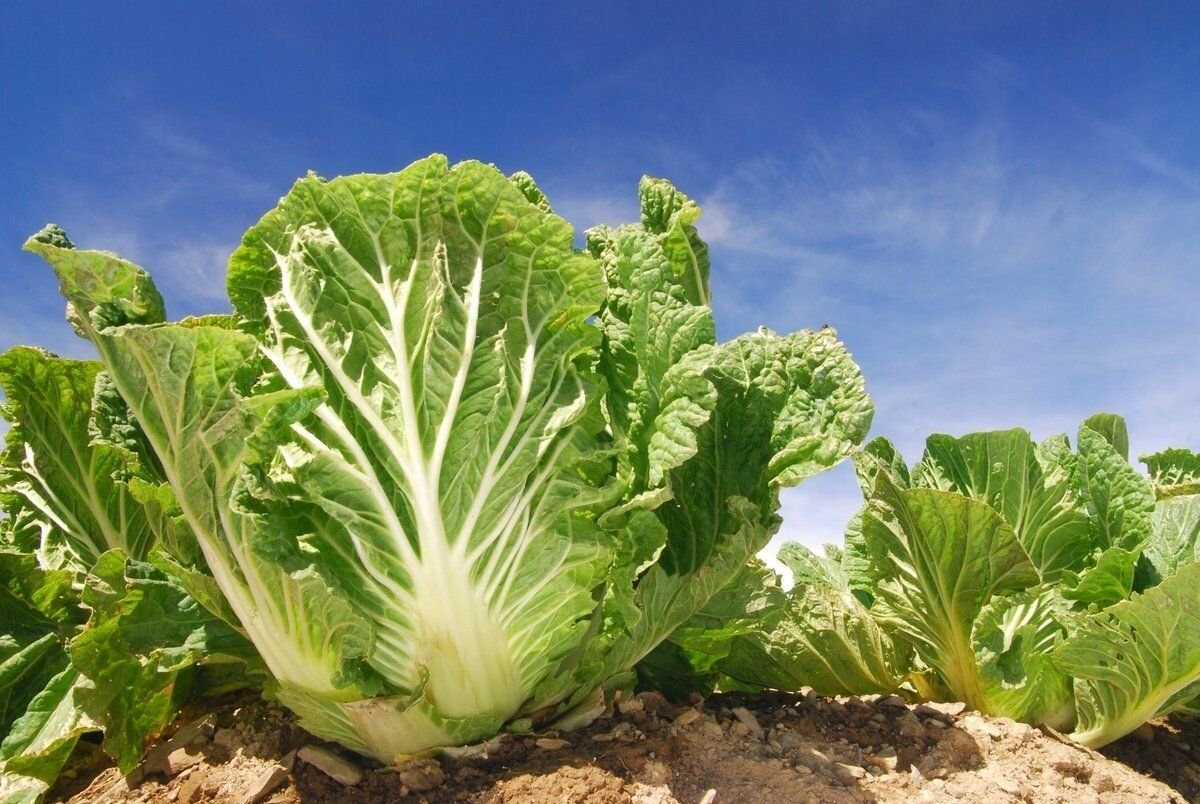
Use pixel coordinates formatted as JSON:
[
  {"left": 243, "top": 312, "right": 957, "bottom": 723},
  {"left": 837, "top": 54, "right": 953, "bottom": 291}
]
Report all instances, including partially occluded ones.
[{"left": 53, "top": 691, "right": 1186, "bottom": 803}]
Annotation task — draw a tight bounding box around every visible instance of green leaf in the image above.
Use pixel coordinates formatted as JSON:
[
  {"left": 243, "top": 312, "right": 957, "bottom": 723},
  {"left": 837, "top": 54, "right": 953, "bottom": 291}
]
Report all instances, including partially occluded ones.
[
  {"left": 1080, "top": 413, "right": 1130, "bottom": 460},
  {"left": 655, "top": 328, "right": 873, "bottom": 575},
  {"left": 24, "top": 224, "right": 165, "bottom": 337},
  {"left": 1142, "top": 448, "right": 1200, "bottom": 500},
  {"left": 1076, "top": 420, "right": 1154, "bottom": 553},
  {"left": 1142, "top": 494, "right": 1200, "bottom": 585},
  {"left": 1058, "top": 562, "right": 1200, "bottom": 747},
  {"left": 717, "top": 544, "right": 908, "bottom": 696},
  {"left": 0, "top": 667, "right": 94, "bottom": 803},
  {"left": 912, "top": 429, "right": 1093, "bottom": 580},
  {"left": 70, "top": 550, "right": 261, "bottom": 772},
  {"left": 972, "top": 589, "right": 1074, "bottom": 728},
  {"left": 637, "top": 176, "right": 711, "bottom": 306},
  {"left": 852, "top": 436, "right": 910, "bottom": 494},
  {"left": 1060, "top": 546, "right": 1140, "bottom": 609},
  {"left": 0, "top": 347, "right": 155, "bottom": 570},
  {"left": 860, "top": 475, "right": 1038, "bottom": 712}
]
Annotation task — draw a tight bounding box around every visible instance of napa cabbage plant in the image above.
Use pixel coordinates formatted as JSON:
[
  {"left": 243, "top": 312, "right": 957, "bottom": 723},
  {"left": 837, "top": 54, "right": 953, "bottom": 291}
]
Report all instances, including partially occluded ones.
[
  {"left": 0, "top": 345, "right": 253, "bottom": 802},
  {"left": 701, "top": 415, "right": 1200, "bottom": 747},
  {"left": 20, "top": 155, "right": 873, "bottom": 763}
]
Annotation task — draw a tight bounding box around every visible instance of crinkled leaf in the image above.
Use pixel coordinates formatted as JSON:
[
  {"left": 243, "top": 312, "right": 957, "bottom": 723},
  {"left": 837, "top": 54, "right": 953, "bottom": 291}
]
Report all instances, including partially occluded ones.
[
  {"left": 0, "top": 667, "right": 94, "bottom": 804},
  {"left": 972, "top": 589, "right": 1074, "bottom": 728},
  {"left": 860, "top": 475, "right": 1038, "bottom": 712},
  {"left": 912, "top": 429, "right": 1093, "bottom": 580},
  {"left": 0, "top": 347, "right": 154, "bottom": 570},
  {"left": 1058, "top": 562, "right": 1200, "bottom": 747},
  {"left": 1141, "top": 494, "right": 1200, "bottom": 586},
  {"left": 1076, "top": 420, "right": 1154, "bottom": 553},
  {"left": 70, "top": 550, "right": 262, "bottom": 772},
  {"left": 1142, "top": 448, "right": 1200, "bottom": 500}
]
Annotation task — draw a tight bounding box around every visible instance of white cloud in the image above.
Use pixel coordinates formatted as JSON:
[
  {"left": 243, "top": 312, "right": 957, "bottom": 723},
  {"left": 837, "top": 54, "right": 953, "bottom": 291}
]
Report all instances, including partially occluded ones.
[{"left": 714, "top": 107, "right": 1200, "bottom": 562}]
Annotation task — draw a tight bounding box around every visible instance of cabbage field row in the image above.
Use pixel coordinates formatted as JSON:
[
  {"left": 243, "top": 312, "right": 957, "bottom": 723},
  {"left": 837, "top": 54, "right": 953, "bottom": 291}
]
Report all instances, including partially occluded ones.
[{"left": 1, "top": 155, "right": 1197, "bottom": 802}]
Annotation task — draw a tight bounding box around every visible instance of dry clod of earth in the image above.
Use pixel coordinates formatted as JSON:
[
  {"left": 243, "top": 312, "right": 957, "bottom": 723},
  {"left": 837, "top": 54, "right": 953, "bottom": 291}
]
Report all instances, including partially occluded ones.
[{"left": 48, "top": 691, "right": 1193, "bottom": 803}]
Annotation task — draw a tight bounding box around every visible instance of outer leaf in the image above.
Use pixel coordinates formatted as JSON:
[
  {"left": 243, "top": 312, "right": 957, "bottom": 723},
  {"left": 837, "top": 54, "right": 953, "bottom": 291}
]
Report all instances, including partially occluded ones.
[
  {"left": 0, "top": 347, "right": 154, "bottom": 570},
  {"left": 655, "top": 328, "right": 874, "bottom": 575},
  {"left": 30, "top": 237, "right": 374, "bottom": 720},
  {"left": 718, "top": 544, "right": 907, "bottom": 696},
  {"left": 852, "top": 436, "right": 910, "bottom": 494},
  {"left": 0, "top": 552, "right": 79, "bottom": 745},
  {"left": 860, "top": 475, "right": 1039, "bottom": 712},
  {"left": 0, "top": 668, "right": 94, "bottom": 804},
  {"left": 912, "top": 429, "right": 1092, "bottom": 579},
  {"left": 637, "top": 176, "right": 711, "bottom": 306},
  {"left": 1075, "top": 420, "right": 1154, "bottom": 553},
  {"left": 972, "top": 589, "right": 1074, "bottom": 728},
  {"left": 1058, "top": 562, "right": 1200, "bottom": 747},
  {"left": 70, "top": 550, "right": 261, "bottom": 772},
  {"left": 1143, "top": 495, "right": 1200, "bottom": 582},
  {"left": 1080, "top": 413, "right": 1130, "bottom": 460},
  {"left": 638, "top": 561, "right": 784, "bottom": 697},
  {"left": 1142, "top": 448, "right": 1200, "bottom": 500}
]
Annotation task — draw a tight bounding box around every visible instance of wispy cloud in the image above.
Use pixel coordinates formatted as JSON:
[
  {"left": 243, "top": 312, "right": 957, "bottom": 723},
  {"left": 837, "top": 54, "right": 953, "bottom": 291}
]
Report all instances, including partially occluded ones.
[{"left": 720, "top": 82, "right": 1200, "bottom": 556}]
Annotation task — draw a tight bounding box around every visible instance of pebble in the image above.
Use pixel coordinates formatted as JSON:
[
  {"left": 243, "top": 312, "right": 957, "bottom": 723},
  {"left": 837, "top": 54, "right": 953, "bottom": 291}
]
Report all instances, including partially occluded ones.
[
  {"left": 165, "top": 747, "right": 206, "bottom": 776},
  {"left": 673, "top": 708, "right": 703, "bottom": 728},
  {"left": 535, "top": 738, "right": 570, "bottom": 750},
  {"left": 618, "top": 697, "right": 645, "bottom": 715},
  {"left": 897, "top": 712, "right": 926, "bottom": 738},
  {"left": 730, "top": 706, "right": 765, "bottom": 740},
  {"left": 396, "top": 758, "right": 445, "bottom": 792},
  {"left": 298, "top": 744, "right": 364, "bottom": 786},
  {"left": 834, "top": 762, "right": 867, "bottom": 781},
  {"left": 238, "top": 751, "right": 294, "bottom": 804},
  {"left": 878, "top": 694, "right": 908, "bottom": 709}
]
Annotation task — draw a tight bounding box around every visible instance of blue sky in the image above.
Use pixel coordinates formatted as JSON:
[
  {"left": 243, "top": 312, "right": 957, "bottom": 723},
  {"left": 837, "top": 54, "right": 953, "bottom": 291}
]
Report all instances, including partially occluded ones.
[{"left": 2, "top": 2, "right": 1199, "bottom": 558}]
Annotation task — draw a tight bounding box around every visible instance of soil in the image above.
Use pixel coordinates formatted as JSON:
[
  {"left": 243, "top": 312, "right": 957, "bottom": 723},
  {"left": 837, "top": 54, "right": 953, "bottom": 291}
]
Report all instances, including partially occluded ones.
[{"left": 50, "top": 690, "right": 1197, "bottom": 804}]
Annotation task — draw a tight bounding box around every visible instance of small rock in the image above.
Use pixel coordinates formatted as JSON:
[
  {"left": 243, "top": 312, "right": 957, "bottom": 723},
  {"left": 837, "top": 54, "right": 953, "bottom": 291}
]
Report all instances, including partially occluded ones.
[
  {"left": 698, "top": 790, "right": 717, "bottom": 804},
  {"left": 878, "top": 694, "right": 908, "bottom": 709},
  {"left": 924, "top": 701, "right": 966, "bottom": 717},
  {"left": 165, "top": 747, "right": 206, "bottom": 775},
  {"left": 834, "top": 762, "right": 866, "bottom": 781},
  {"left": 730, "top": 706, "right": 764, "bottom": 740},
  {"left": 176, "top": 770, "right": 208, "bottom": 804},
  {"left": 870, "top": 746, "right": 898, "bottom": 771},
  {"left": 396, "top": 758, "right": 445, "bottom": 792},
  {"left": 897, "top": 712, "right": 926, "bottom": 739},
  {"left": 993, "top": 775, "right": 1030, "bottom": 797},
  {"left": 239, "top": 751, "right": 295, "bottom": 804},
  {"left": 775, "top": 730, "right": 806, "bottom": 751},
  {"left": 535, "top": 738, "right": 569, "bottom": 750},
  {"left": 212, "top": 728, "right": 240, "bottom": 749},
  {"left": 959, "top": 714, "right": 998, "bottom": 739},
  {"left": 299, "top": 744, "right": 364, "bottom": 786},
  {"left": 673, "top": 708, "right": 703, "bottom": 728},
  {"left": 618, "top": 697, "right": 645, "bottom": 715}
]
